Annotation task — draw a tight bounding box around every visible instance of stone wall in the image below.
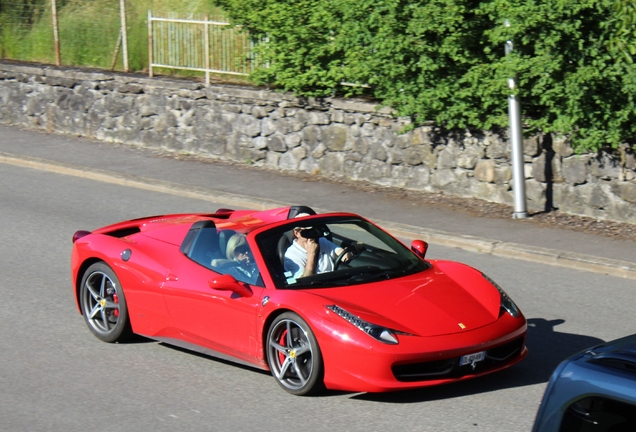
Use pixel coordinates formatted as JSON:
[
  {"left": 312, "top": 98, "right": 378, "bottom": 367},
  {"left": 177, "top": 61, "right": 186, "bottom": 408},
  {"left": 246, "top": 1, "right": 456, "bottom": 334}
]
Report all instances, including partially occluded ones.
[{"left": 1, "top": 61, "right": 634, "bottom": 223}]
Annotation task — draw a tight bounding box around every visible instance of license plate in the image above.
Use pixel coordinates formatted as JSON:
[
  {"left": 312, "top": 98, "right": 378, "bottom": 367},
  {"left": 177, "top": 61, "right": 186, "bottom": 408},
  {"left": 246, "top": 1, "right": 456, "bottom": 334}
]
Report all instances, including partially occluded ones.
[{"left": 460, "top": 351, "right": 486, "bottom": 366}]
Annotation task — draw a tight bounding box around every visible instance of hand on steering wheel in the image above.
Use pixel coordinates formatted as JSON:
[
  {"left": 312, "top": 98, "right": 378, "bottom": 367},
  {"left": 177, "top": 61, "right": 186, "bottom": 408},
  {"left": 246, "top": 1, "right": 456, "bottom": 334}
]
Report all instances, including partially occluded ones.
[{"left": 334, "top": 243, "right": 364, "bottom": 270}]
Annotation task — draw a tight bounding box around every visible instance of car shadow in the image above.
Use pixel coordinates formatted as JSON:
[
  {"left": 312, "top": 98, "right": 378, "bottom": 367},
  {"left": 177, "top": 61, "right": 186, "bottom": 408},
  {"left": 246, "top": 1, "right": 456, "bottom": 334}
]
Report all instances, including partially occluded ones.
[
  {"left": 351, "top": 317, "right": 605, "bottom": 403},
  {"left": 117, "top": 335, "right": 156, "bottom": 344},
  {"left": 125, "top": 317, "right": 605, "bottom": 400}
]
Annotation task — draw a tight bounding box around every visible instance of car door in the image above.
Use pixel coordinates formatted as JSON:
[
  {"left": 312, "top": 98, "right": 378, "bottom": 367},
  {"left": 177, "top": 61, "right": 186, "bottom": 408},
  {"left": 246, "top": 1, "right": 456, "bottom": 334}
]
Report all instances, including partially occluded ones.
[{"left": 161, "top": 256, "right": 265, "bottom": 366}]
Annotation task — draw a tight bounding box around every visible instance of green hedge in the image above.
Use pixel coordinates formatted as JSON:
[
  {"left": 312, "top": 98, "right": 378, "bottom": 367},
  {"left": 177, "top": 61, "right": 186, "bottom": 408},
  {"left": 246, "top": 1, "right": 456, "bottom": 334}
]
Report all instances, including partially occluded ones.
[{"left": 215, "top": 0, "right": 636, "bottom": 152}]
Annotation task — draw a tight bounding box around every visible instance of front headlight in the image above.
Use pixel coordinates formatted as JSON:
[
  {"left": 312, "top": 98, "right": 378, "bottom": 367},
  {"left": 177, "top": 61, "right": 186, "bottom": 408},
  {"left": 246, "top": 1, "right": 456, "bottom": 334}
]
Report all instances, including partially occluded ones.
[
  {"left": 482, "top": 273, "right": 520, "bottom": 318},
  {"left": 326, "top": 305, "right": 401, "bottom": 344}
]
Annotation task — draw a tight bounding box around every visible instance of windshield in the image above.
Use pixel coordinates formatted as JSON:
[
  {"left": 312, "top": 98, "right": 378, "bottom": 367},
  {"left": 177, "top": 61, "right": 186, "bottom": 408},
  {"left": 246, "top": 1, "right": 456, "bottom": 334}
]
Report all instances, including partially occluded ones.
[{"left": 255, "top": 216, "right": 429, "bottom": 289}]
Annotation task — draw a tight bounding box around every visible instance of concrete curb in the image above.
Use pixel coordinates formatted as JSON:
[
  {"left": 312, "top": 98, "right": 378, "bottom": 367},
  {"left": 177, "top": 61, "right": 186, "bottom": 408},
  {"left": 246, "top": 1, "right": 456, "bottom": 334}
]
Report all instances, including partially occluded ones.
[{"left": 2, "top": 151, "right": 635, "bottom": 280}]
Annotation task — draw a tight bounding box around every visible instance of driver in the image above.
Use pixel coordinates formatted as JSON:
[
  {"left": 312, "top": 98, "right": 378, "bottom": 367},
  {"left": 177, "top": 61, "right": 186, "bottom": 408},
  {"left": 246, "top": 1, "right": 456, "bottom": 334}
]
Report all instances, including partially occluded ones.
[{"left": 284, "top": 214, "right": 351, "bottom": 278}]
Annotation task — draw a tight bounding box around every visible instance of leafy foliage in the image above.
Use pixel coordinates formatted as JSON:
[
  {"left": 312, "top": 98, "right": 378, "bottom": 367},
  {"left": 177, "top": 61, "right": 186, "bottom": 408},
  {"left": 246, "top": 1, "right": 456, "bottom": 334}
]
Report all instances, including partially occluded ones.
[{"left": 214, "top": 0, "right": 636, "bottom": 152}]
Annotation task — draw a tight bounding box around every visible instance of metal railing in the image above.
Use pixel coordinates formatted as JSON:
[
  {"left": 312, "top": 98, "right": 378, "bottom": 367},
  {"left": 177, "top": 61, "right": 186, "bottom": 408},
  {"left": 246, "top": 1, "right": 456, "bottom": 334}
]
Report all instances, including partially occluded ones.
[{"left": 148, "top": 11, "right": 256, "bottom": 83}]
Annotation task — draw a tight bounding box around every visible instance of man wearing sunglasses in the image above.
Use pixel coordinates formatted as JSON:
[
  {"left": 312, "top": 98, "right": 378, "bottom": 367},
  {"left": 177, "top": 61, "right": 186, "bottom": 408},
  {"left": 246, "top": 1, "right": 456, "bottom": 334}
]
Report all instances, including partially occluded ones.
[{"left": 284, "top": 214, "right": 351, "bottom": 279}]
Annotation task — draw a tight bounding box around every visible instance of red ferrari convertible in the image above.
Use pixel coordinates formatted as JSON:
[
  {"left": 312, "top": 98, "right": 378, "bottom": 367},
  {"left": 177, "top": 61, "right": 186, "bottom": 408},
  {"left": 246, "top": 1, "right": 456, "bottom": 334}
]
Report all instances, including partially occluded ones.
[{"left": 71, "top": 205, "right": 527, "bottom": 395}]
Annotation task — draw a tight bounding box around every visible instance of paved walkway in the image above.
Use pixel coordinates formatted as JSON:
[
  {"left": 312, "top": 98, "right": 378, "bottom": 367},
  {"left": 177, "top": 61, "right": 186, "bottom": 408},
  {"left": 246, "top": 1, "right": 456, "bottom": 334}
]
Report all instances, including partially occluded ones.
[{"left": 1, "top": 125, "right": 635, "bottom": 279}]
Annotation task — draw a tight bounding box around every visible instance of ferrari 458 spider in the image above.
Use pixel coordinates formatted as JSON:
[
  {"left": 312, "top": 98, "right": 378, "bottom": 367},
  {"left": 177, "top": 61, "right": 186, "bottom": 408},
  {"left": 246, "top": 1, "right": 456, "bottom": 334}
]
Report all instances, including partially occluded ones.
[{"left": 71, "top": 205, "right": 527, "bottom": 395}]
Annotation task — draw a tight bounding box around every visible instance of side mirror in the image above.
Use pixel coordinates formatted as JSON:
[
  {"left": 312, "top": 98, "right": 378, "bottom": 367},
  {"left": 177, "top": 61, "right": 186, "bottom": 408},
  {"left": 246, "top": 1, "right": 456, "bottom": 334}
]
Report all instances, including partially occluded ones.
[
  {"left": 411, "top": 240, "right": 428, "bottom": 260},
  {"left": 208, "top": 274, "right": 253, "bottom": 298}
]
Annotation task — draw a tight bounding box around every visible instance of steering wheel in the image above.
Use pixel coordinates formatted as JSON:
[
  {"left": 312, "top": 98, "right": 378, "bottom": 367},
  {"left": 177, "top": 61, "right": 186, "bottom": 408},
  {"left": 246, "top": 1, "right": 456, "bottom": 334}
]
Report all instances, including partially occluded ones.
[{"left": 333, "top": 244, "right": 363, "bottom": 270}]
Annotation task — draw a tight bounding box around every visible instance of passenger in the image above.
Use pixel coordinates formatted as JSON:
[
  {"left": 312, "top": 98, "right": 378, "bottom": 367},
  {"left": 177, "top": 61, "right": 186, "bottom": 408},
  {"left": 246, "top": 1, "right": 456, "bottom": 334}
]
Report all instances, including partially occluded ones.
[
  {"left": 213, "top": 233, "right": 259, "bottom": 284},
  {"left": 284, "top": 214, "right": 351, "bottom": 278}
]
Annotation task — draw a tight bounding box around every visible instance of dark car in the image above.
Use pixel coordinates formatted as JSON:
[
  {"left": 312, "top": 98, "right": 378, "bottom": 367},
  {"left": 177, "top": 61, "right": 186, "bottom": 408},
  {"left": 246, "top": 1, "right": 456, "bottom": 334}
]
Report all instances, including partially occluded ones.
[{"left": 532, "top": 334, "right": 636, "bottom": 432}]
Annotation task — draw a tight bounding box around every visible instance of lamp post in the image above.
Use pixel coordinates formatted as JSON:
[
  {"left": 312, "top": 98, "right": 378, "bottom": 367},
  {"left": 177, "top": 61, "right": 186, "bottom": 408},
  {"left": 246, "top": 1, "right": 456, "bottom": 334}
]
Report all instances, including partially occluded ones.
[{"left": 505, "top": 20, "right": 528, "bottom": 219}]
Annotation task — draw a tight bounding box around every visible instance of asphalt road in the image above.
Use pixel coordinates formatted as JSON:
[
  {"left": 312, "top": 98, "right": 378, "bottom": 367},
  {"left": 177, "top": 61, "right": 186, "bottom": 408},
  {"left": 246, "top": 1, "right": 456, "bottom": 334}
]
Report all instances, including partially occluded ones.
[{"left": 1, "top": 149, "right": 636, "bottom": 432}]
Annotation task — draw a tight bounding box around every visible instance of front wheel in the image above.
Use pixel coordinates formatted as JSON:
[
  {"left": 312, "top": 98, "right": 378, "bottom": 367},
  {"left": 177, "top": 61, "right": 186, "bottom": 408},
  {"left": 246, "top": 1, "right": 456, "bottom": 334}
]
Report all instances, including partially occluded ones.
[
  {"left": 79, "top": 262, "right": 132, "bottom": 343},
  {"left": 266, "top": 312, "right": 324, "bottom": 395}
]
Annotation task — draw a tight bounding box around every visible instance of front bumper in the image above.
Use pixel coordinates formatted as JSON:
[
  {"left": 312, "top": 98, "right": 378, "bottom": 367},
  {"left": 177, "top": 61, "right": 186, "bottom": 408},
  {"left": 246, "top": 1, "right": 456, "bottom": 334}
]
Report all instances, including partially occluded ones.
[{"left": 317, "top": 317, "right": 527, "bottom": 393}]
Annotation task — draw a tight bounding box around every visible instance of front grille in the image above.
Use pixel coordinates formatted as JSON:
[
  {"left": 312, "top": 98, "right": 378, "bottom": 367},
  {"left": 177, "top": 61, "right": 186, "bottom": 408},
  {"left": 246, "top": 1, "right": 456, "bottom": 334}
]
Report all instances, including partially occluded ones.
[{"left": 392, "top": 337, "right": 525, "bottom": 382}]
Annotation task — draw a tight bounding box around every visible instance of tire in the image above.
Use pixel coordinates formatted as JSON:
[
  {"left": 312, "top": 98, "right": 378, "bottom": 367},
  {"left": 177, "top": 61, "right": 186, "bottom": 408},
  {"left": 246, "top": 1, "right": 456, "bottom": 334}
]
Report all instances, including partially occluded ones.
[
  {"left": 266, "top": 312, "right": 324, "bottom": 396},
  {"left": 79, "top": 262, "right": 132, "bottom": 343}
]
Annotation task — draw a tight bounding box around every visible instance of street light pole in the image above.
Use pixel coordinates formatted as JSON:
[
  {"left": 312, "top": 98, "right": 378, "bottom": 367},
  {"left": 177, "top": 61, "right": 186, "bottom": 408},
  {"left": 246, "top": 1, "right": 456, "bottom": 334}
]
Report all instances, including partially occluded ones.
[{"left": 505, "top": 20, "right": 528, "bottom": 219}]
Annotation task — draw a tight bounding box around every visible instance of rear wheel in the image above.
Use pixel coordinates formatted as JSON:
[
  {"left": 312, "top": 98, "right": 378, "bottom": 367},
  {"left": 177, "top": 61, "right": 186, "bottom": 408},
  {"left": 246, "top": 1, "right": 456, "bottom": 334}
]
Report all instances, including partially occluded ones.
[
  {"left": 79, "top": 262, "right": 132, "bottom": 343},
  {"left": 266, "top": 312, "right": 324, "bottom": 395}
]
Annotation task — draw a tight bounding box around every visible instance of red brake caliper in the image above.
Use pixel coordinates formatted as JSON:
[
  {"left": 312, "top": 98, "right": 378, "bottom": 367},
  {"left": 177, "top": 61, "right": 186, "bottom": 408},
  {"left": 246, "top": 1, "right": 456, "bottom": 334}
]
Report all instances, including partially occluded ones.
[
  {"left": 278, "top": 329, "right": 288, "bottom": 364},
  {"left": 113, "top": 294, "right": 119, "bottom": 317}
]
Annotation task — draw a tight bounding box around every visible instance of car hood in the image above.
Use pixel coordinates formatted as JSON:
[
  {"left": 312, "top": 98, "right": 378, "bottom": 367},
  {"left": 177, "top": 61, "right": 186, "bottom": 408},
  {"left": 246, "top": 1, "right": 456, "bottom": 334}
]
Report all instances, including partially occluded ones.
[{"left": 309, "top": 260, "right": 501, "bottom": 337}]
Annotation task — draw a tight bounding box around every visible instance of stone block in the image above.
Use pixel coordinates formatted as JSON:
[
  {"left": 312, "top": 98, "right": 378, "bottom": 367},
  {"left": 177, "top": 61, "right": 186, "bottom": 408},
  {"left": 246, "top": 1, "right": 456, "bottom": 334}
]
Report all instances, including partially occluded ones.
[
  {"left": 253, "top": 136, "right": 268, "bottom": 150},
  {"left": 392, "top": 134, "right": 409, "bottom": 150},
  {"left": 436, "top": 147, "right": 456, "bottom": 170},
  {"left": 562, "top": 156, "right": 588, "bottom": 185},
  {"left": 360, "top": 122, "right": 376, "bottom": 137},
  {"left": 311, "top": 143, "right": 326, "bottom": 158},
  {"left": 524, "top": 163, "right": 533, "bottom": 179},
  {"left": 43, "top": 76, "right": 77, "bottom": 88},
  {"left": 410, "top": 126, "right": 433, "bottom": 145},
  {"left": 469, "top": 180, "right": 503, "bottom": 203},
  {"left": 523, "top": 135, "right": 541, "bottom": 157},
  {"left": 330, "top": 110, "right": 345, "bottom": 123},
  {"left": 457, "top": 147, "right": 481, "bottom": 169},
  {"left": 404, "top": 165, "right": 431, "bottom": 188},
  {"left": 265, "top": 151, "right": 281, "bottom": 167},
  {"left": 431, "top": 169, "right": 457, "bottom": 188},
  {"left": 261, "top": 117, "right": 277, "bottom": 136},
  {"left": 25, "top": 96, "right": 44, "bottom": 116},
  {"left": 387, "top": 148, "right": 404, "bottom": 165},
  {"left": 308, "top": 111, "right": 330, "bottom": 125},
  {"left": 285, "top": 133, "right": 302, "bottom": 149},
  {"left": 589, "top": 183, "right": 611, "bottom": 210},
  {"left": 611, "top": 181, "right": 636, "bottom": 204},
  {"left": 301, "top": 125, "right": 321, "bottom": 147},
  {"left": 486, "top": 139, "right": 509, "bottom": 159},
  {"left": 474, "top": 159, "right": 495, "bottom": 183},
  {"left": 236, "top": 114, "right": 261, "bottom": 137},
  {"left": 265, "top": 134, "right": 287, "bottom": 152},
  {"left": 589, "top": 154, "right": 621, "bottom": 180},
  {"left": 524, "top": 179, "right": 546, "bottom": 204},
  {"left": 278, "top": 147, "right": 306, "bottom": 170},
  {"left": 318, "top": 152, "right": 345, "bottom": 176},
  {"left": 2, "top": 63, "right": 45, "bottom": 76},
  {"left": 494, "top": 165, "right": 512, "bottom": 185},
  {"left": 402, "top": 148, "right": 423, "bottom": 166},
  {"left": 251, "top": 105, "right": 271, "bottom": 119},
  {"left": 369, "top": 142, "right": 387, "bottom": 162},
  {"left": 323, "top": 124, "right": 348, "bottom": 151},
  {"left": 552, "top": 135, "right": 574, "bottom": 157},
  {"left": 155, "top": 111, "right": 178, "bottom": 132},
  {"left": 351, "top": 137, "right": 370, "bottom": 155},
  {"left": 532, "top": 152, "right": 564, "bottom": 183},
  {"left": 117, "top": 83, "right": 144, "bottom": 94}
]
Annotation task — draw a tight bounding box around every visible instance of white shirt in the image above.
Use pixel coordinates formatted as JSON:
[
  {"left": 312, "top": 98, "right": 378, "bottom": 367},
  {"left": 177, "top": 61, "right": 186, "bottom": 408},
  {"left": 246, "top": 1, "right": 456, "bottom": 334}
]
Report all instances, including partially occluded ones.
[{"left": 284, "top": 238, "right": 339, "bottom": 279}]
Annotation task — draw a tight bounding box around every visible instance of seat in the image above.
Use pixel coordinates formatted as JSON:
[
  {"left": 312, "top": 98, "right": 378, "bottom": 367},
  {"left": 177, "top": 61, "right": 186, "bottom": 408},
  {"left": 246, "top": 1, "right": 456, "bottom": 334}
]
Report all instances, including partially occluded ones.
[
  {"left": 277, "top": 232, "right": 293, "bottom": 267},
  {"left": 188, "top": 225, "right": 221, "bottom": 267},
  {"left": 287, "top": 205, "right": 316, "bottom": 219}
]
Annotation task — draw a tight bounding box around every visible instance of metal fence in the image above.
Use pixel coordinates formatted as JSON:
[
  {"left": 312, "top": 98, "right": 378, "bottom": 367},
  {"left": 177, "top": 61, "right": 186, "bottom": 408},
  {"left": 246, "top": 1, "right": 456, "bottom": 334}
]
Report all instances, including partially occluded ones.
[
  {"left": 0, "top": 1, "right": 256, "bottom": 82},
  {"left": 148, "top": 11, "right": 256, "bottom": 83}
]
